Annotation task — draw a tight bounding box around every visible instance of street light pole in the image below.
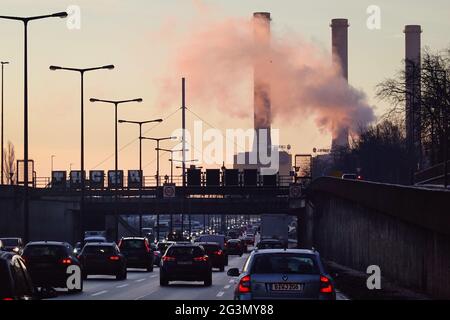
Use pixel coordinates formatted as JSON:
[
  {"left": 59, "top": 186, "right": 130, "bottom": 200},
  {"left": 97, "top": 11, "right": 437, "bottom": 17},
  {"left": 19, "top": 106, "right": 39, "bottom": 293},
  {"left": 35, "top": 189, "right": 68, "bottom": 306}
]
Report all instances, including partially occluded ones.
[
  {"left": 50, "top": 65, "right": 114, "bottom": 241},
  {"left": 90, "top": 98, "right": 143, "bottom": 240},
  {"left": 1, "top": 61, "right": 9, "bottom": 185},
  {"left": 140, "top": 136, "right": 176, "bottom": 186},
  {"left": 0, "top": 12, "right": 68, "bottom": 242},
  {"left": 118, "top": 119, "right": 163, "bottom": 235}
]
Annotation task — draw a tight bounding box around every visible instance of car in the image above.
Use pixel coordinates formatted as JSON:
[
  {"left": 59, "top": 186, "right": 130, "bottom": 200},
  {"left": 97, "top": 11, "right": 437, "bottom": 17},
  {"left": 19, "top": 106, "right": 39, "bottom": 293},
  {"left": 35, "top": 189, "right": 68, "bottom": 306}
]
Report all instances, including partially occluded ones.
[
  {"left": 118, "top": 237, "right": 154, "bottom": 272},
  {"left": 78, "top": 242, "right": 127, "bottom": 280},
  {"left": 242, "top": 233, "right": 255, "bottom": 246},
  {"left": 197, "top": 242, "right": 226, "bottom": 272},
  {"left": 155, "top": 241, "right": 175, "bottom": 266},
  {"left": 256, "top": 239, "right": 285, "bottom": 250},
  {"left": 73, "top": 236, "right": 107, "bottom": 255},
  {"left": 341, "top": 173, "right": 362, "bottom": 180},
  {"left": 160, "top": 243, "right": 212, "bottom": 286},
  {"left": 0, "top": 252, "right": 36, "bottom": 300},
  {"left": 225, "top": 239, "right": 244, "bottom": 256},
  {"left": 227, "top": 249, "right": 336, "bottom": 300},
  {"left": 0, "top": 238, "right": 24, "bottom": 255},
  {"left": 22, "top": 241, "right": 83, "bottom": 293}
]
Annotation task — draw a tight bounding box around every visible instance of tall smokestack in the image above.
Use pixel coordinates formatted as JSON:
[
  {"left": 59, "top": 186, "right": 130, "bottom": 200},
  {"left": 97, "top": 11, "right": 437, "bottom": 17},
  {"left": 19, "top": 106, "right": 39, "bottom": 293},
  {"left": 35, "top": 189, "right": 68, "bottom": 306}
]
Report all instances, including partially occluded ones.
[
  {"left": 404, "top": 25, "right": 422, "bottom": 170},
  {"left": 253, "top": 12, "right": 272, "bottom": 156},
  {"left": 330, "top": 18, "right": 350, "bottom": 150}
]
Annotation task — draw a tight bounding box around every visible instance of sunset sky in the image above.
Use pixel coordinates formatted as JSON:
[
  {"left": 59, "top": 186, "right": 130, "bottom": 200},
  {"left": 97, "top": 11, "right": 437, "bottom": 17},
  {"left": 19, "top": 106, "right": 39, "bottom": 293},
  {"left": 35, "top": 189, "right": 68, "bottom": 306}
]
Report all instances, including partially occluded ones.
[{"left": 0, "top": 0, "right": 449, "bottom": 179}]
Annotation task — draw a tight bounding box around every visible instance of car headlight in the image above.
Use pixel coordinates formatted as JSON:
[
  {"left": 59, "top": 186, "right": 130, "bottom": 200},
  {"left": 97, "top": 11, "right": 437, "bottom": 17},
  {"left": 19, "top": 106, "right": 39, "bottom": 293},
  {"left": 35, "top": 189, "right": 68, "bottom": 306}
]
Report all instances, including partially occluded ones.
[{"left": 13, "top": 247, "right": 20, "bottom": 253}]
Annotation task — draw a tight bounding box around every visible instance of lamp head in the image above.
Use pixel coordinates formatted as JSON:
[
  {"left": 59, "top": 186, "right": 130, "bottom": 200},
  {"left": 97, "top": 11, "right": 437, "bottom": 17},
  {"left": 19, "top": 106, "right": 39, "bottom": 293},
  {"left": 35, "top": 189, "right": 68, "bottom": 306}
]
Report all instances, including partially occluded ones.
[
  {"left": 49, "top": 65, "right": 61, "bottom": 71},
  {"left": 103, "top": 64, "right": 115, "bottom": 70},
  {"left": 135, "top": 98, "right": 143, "bottom": 103},
  {"left": 90, "top": 98, "right": 99, "bottom": 102},
  {"left": 52, "top": 12, "right": 68, "bottom": 18}
]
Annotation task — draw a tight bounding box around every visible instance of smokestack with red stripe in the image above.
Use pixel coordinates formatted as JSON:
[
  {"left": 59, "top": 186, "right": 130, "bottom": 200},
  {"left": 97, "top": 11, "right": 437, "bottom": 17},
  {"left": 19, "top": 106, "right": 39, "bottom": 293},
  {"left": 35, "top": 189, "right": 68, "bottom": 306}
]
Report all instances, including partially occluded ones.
[{"left": 330, "top": 18, "right": 350, "bottom": 150}]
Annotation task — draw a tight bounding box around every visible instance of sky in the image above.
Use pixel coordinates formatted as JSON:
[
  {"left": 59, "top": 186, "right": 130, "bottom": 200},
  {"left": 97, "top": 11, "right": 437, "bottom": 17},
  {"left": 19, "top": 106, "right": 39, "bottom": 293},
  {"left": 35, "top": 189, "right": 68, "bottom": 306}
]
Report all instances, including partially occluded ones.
[{"left": 0, "top": 0, "right": 449, "bottom": 179}]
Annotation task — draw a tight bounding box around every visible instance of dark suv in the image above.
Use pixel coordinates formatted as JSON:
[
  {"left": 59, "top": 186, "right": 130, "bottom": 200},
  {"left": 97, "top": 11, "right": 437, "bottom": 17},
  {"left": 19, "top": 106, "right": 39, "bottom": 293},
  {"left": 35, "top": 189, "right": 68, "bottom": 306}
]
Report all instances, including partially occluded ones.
[
  {"left": 118, "top": 237, "right": 154, "bottom": 272},
  {"left": 0, "top": 252, "right": 35, "bottom": 300},
  {"left": 160, "top": 244, "right": 212, "bottom": 286},
  {"left": 22, "top": 241, "right": 83, "bottom": 293},
  {"left": 197, "top": 242, "right": 226, "bottom": 272},
  {"left": 78, "top": 242, "right": 127, "bottom": 280}
]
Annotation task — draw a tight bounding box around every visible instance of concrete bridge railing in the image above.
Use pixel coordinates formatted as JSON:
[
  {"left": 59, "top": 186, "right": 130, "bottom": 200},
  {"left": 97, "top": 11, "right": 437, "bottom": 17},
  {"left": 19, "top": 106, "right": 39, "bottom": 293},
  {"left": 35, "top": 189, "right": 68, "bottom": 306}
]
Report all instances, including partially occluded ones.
[{"left": 306, "top": 177, "right": 450, "bottom": 298}]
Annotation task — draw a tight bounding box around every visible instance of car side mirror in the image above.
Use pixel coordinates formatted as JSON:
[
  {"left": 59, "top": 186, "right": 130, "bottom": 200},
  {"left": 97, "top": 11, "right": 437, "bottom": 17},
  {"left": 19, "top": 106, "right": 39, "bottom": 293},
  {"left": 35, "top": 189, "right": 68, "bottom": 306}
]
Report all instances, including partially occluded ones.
[{"left": 227, "top": 268, "right": 240, "bottom": 277}]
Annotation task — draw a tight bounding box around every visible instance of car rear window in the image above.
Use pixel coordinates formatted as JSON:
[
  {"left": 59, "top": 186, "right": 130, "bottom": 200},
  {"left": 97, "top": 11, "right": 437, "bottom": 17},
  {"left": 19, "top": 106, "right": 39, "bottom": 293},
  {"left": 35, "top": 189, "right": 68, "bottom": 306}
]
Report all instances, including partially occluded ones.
[
  {"left": 257, "top": 242, "right": 284, "bottom": 249},
  {"left": 157, "top": 243, "right": 172, "bottom": 252},
  {"left": 201, "top": 244, "right": 220, "bottom": 253},
  {"left": 120, "top": 239, "right": 145, "bottom": 249},
  {"left": 1, "top": 239, "right": 19, "bottom": 246},
  {"left": 24, "top": 245, "right": 66, "bottom": 258},
  {"left": 167, "top": 246, "right": 204, "bottom": 257},
  {"left": 83, "top": 246, "right": 115, "bottom": 255},
  {"left": 251, "top": 253, "right": 319, "bottom": 275}
]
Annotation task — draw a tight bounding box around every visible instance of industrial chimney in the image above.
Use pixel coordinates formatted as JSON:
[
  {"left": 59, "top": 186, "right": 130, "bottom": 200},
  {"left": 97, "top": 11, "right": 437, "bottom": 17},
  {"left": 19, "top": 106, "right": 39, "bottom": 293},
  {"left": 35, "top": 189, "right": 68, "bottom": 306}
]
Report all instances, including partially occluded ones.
[
  {"left": 404, "top": 25, "right": 422, "bottom": 169},
  {"left": 253, "top": 12, "right": 272, "bottom": 156},
  {"left": 330, "top": 18, "right": 350, "bottom": 150}
]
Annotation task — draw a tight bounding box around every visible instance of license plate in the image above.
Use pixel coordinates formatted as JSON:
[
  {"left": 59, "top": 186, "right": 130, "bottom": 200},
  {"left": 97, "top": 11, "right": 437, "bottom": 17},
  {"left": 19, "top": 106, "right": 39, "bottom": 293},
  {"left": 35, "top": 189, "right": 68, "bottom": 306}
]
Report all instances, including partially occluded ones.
[
  {"left": 271, "top": 283, "right": 303, "bottom": 291},
  {"left": 178, "top": 261, "right": 192, "bottom": 265}
]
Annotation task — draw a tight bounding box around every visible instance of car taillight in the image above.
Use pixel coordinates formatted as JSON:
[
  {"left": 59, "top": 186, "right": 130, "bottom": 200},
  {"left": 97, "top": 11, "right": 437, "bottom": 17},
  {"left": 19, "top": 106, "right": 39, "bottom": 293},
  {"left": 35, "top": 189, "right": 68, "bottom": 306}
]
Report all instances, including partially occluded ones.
[
  {"left": 162, "top": 256, "right": 176, "bottom": 262},
  {"left": 320, "top": 275, "right": 333, "bottom": 293},
  {"left": 213, "top": 250, "right": 223, "bottom": 256},
  {"left": 193, "top": 255, "right": 208, "bottom": 262},
  {"left": 238, "top": 275, "right": 251, "bottom": 293},
  {"left": 61, "top": 258, "right": 72, "bottom": 265},
  {"left": 109, "top": 256, "right": 120, "bottom": 261},
  {"left": 145, "top": 242, "right": 151, "bottom": 253},
  {"left": 2, "top": 298, "right": 13, "bottom": 301}
]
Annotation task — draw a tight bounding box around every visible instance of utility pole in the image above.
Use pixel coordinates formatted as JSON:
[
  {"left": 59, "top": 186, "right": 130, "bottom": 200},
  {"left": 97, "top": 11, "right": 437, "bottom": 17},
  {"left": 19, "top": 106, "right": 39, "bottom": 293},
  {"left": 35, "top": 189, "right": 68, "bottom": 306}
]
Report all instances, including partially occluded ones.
[{"left": 181, "top": 78, "right": 186, "bottom": 234}]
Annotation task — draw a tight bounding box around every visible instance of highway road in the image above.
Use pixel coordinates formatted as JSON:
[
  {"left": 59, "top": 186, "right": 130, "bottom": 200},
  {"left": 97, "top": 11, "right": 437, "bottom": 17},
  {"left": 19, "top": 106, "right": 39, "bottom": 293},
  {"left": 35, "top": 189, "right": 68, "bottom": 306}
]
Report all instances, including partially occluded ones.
[{"left": 51, "top": 252, "right": 348, "bottom": 300}]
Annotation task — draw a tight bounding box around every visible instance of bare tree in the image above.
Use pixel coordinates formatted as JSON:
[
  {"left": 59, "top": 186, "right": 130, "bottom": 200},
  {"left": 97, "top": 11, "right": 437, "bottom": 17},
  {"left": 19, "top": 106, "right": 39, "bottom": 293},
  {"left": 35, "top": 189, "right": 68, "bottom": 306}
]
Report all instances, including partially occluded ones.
[
  {"left": 3, "top": 141, "right": 16, "bottom": 185},
  {"left": 376, "top": 47, "right": 450, "bottom": 169}
]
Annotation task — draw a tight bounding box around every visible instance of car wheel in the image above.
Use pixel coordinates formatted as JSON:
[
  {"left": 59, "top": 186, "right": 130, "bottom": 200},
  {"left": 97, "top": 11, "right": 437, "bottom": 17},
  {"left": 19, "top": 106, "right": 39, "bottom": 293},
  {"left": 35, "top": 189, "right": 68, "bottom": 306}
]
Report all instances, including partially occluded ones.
[
  {"left": 204, "top": 274, "right": 212, "bottom": 286},
  {"left": 117, "top": 269, "right": 127, "bottom": 280},
  {"left": 219, "top": 266, "right": 225, "bottom": 272},
  {"left": 147, "top": 264, "right": 154, "bottom": 272}
]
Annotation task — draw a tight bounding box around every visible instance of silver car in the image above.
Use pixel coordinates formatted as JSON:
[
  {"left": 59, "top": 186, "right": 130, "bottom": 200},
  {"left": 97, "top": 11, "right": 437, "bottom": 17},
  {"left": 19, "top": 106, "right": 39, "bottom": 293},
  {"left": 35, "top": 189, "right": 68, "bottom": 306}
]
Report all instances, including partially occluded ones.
[{"left": 227, "top": 249, "right": 336, "bottom": 300}]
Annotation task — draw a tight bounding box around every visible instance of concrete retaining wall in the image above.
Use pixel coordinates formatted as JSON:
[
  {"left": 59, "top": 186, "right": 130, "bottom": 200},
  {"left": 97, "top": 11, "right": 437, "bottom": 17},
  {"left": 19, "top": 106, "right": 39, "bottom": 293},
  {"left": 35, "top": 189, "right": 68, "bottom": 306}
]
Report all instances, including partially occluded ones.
[{"left": 308, "top": 177, "right": 450, "bottom": 298}]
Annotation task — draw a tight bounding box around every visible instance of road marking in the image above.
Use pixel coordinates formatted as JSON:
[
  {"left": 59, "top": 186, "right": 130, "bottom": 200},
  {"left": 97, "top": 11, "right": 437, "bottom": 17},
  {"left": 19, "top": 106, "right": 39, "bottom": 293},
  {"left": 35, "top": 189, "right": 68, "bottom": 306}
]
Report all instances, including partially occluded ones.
[
  {"left": 216, "top": 291, "right": 225, "bottom": 297},
  {"left": 150, "top": 274, "right": 158, "bottom": 278},
  {"left": 229, "top": 279, "right": 235, "bottom": 283},
  {"left": 135, "top": 278, "right": 146, "bottom": 282},
  {"left": 91, "top": 290, "right": 108, "bottom": 297},
  {"left": 116, "top": 284, "right": 129, "bottom": 288},
  {"left": 224, "top": 285, "right": 231, "bottom": 289}
]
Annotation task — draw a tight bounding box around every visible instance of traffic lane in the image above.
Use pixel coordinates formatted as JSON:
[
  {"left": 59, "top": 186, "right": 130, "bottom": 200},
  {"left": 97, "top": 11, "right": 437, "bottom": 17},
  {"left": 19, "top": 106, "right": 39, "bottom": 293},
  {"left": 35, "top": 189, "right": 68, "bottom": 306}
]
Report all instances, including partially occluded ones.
[
  {"left": 137, "top": 253, "right": 248, "bottom": 300},
  {"left": 52, "top": 254, "right": 247, "bottom": 300},
  {"left": 52, "top": 268, "right": 159, "bottom": 300}
]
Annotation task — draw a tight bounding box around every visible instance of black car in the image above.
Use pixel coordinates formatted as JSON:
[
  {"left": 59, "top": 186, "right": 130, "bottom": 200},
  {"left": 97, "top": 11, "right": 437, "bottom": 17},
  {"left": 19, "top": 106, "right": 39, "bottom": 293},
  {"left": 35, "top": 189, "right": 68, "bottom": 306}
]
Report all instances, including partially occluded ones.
[
  {"left": 0, "top": 238, "right": 24, "bottom": 255},
  {"left": 22, "top": 241, "right": 83, "bottom": 293},
  {"left": 226, "top": 239, "right": 244, "bottom": 256},
  {"left": 78, "top": 243, "right": 127, "bottom": 280},
  {"left": 0, "top": 252, "right": 35, "bottom": 300},
  {"left": 160, "top": 244, "right": 212, "bottom": 286},
  {"left": 198, "top": 242, "right": 226, "bottom": 272},
  {"left": 118, "top": 237, "right": 154, "bottom": 272}
]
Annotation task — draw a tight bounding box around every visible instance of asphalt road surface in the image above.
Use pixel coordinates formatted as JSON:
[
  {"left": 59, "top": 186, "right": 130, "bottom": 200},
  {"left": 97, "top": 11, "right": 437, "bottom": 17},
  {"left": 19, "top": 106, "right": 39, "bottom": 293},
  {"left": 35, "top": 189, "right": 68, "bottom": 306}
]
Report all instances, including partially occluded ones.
[{"left": 51, "top": 252, "right": 348, "bottom": 300}]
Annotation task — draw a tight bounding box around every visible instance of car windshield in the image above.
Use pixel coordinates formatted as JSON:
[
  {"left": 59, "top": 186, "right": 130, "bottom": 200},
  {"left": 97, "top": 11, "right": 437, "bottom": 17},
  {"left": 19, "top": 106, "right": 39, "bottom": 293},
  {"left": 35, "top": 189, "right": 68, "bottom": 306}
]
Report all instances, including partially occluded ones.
[
  {"left": 85, "top": 237, "right": 106, "bottom": 243},
  {"left": 0, "top": 239, "right": 19, "bottom": 247},
  {"left": 121, "top": 239, "right": 145, "bottom": 249},
  {"left": 167, "top": 247, "right": 204, "bottom": 257},
  {"left": 83, "top": 246, "right": 115, "bottom": 255},
  {"left": 24, "top": 245, "right": 66, "bottom": 258},
  {"left": 251, "top": 253, "right": 319, "bottom": 275}
]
